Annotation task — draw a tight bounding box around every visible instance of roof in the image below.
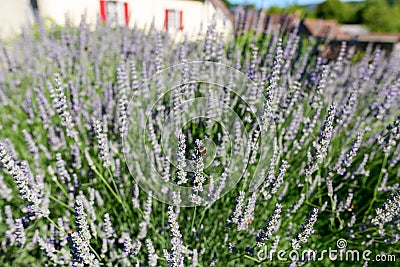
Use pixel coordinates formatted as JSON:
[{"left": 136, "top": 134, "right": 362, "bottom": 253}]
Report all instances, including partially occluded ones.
[
  {"left": 238, "top": 8, "right": 263, "bottom": 31},
  {"left": 264, "top": 13, "right": 300, "bottom": 31},
  {"left": 302, "top": 19, "right": 348, "bottom": 39},
  {"left": 210, "top": 0, "right": 234, "bottom": 25},
  {"left": 234, "top": 10, "right": 301, "bottom": 33},
  {"left": 340, "top": 24, "right": 370, "bottom": 36},
  {"left": 356, "top": 33, "right": 400, "bottom": 43}
]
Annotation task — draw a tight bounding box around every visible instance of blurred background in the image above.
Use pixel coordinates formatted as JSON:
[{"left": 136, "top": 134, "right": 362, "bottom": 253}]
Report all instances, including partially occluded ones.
[
  {"left": 231, "top": 0, "right": 400, "bottom": 33},
  {"left": 0, "top": 0, "right": 399, "bottom": 53}
]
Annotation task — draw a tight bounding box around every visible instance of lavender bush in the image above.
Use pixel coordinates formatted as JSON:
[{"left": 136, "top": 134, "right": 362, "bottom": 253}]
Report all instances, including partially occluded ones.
[{"left": 0, "top": 15, "right": 399, "bottom": 267}]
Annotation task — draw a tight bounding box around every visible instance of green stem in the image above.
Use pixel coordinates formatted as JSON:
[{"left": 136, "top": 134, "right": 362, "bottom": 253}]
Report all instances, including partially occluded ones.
[
  {"left": 107, "top": 167, "right": 122, "bottom": 198},
  {"left": 162, "top": 202, "right": 166, "bottom": 232},
  {"left": 76, "top": 139, "right": 124, "bottom": 209},
  {"left": 191, "top": 206, "right": 197, "bottom": 230},
  {"left": 48, "top": 195, "right": 74, "bottom": 212},
  {"left": 197, "top": 208, "right": 208, "bottom": 229},
  {"left": 305, "top": 180, "right": 309, "bottom": 202},
  {"left": 317, "top": 166, "right": 322, "bottom": 206},
  {"left": 305, "top": 201, "right": 321, "bottom": 209},
  {"left": 329, "top": 195, "right": 335, "bottom": 228},
  {"left": 106, "top": 167, "right": 128, "bottom": 214},
  {"left": 91, "top": 166, "right": 123, "bottom": 206},
  {"left": 51, "top": 175, "right": 69, "bottom": 199},
  {"left": 45, "top": 216, "right": 62, "bottom": 232},
  {"left": 244, "top": 255, "right": 261, "bottom": 263},
  {"left": 88, "top": 244, "right": 102, "bottom": 262},
  {"left": 363, "top": 154, "right": 388, "bottom": 222}
]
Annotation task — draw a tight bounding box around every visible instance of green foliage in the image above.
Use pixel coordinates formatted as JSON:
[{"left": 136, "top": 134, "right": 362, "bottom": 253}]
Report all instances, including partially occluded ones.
[
  {"left": 268, "top": 0, "right": 400, "bottom": 32},
  {"left": 267, "top": 5, "right": 317, "bottom": 18},
  {"left": 315, "top": 0, "right": 400, "bottom": 32},
  {"left": 316, "top": 0, "right": 363, "bottom": 24},
  {"left": 361, "top": 0, "right": 400, "bottom": 32},
  {"left": 316, "top": 0, "right": 346, "bottom": 21}
]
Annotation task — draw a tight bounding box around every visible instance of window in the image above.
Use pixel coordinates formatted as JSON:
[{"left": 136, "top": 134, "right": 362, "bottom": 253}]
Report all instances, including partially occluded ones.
[
  {"left": 164, "top": 9, "right": 183, "bottom": 31},
  {"left": 100, "top": 0, "right": 129, "bottom": 26}
]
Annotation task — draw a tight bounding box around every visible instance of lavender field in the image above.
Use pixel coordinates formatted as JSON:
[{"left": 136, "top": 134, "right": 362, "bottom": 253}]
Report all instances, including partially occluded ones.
[{"left": 0, "top": 18, "right": 399, "bottom": 267}]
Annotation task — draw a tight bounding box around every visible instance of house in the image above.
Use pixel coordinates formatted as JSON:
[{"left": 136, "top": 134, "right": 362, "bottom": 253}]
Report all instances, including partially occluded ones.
[
  {"left": 233, "top": 6, "right": 265, "bottom": 33},
  {"left": 233, "top": 9, "right": 400, "bottom": 57},
  {"left": 0, "top": 0, "right": 36, "bottom": 39},
  {"left": 233, "top": 9, "right": 304, "bottom": 36},
  {"left": 233, "top": 9, "right": 349, "bottom": 40},
  {"left": 340, "top": 33, "right": 400, "bottom": 54},
  {"left": 300, "top": 19, "right": 349, "bottom": 40},
  {"left": 340, "top": 24, "right": 370, "bottom": 36},
  {"left": 36, "top": 0, "right": 233, "bottom": 38},
  {"left": 337, "top": 25, "right": 399, "bottom": 52}
]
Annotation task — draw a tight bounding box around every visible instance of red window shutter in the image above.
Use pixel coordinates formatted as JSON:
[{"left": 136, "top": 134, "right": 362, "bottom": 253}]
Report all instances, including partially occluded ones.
[
  {"left": 164, "top": 9, "right": 169, "bottom": 30},
  {"left": 179, "top": 10, "right": 183, "bottom": 31},
  {"left": 100, "top": 0, "right": 107, "bottom": 23},
  {"left": 124, "top": 2, "right": 129, "bottom": 26}
]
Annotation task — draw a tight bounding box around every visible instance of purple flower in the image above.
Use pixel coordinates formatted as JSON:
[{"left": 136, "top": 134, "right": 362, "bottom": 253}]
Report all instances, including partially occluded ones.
[
  {"left": 175, "top": 132, "right": 188, "bottom": 185},
  {"left": 123, "top": 233, "right": 142, "bottom": 258},
  {"left": 256, "top": 203, "right": 282, "bottom": 247},
  {"left": 372, "top": 190, "right": 400, "bottom": 229},
  {"left": 164, "top": 206, "right": 185, "bottom": 267},
  {"left": 14, "top": 218, "right": 26, "bottom": 247},
  {"left": 49, "top": 73, "right": 78, "bottom": 139},
  {"left": 0, "top": 143, "right": 49, "bottom": 219},
  {"left": 74, "top": 198, "right": 91, "bottom": 243},
  {"left": 305, "top": 103, "right": 337, "bottom": 179},
  {"left": 93, "top": 119, "right": 112, "bottom": 168},
  {"left": 292, "top": 208, "right": 319, "bottom": 250}
]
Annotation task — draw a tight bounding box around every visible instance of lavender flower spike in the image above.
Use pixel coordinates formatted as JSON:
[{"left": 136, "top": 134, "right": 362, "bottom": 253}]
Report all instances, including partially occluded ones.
[
  {"left": 305, "top": 103, "right": 337, "bottom": 180},
  {"left": 175, "top": 132, "right": 188, "bottom": 185},
  {"left": 256, "top": 203, "right": 282, "bottom": 247},
  {"left": 68, "top": 231, "right": 99, "bottom": 267},
  {"left": 165, "top": 206, "right": 185, "bottom": 267},
  {"left": 190, "top": 139, "right": 205, "bottom": 205},
  {"left": 371, "top": 190, "right": 400, "bottom": 229},
  {"left": 0, "top": 143, "right": 49, "bottom": 218},
  {"left": 49, "top": 73, "right": 78, "bottom": 139},
  {"left": 74, "top": 198, "right": 91, "bottom": 244},
  {"left": 14, "top": 218, "right": 26, "bottom": 247},
  {"left": 93, "top": 119, "right": 112, "bottom": 168},
  {"left": 227, "top": 191, "right": 246, "bottom": 226},
  {"left": 292, "top": 208, "right": 319, "bottom": 250},
  {"left": 69, "top": 198, "right": 99, "bottom": 266},
  {"left": 146, "top": 239, "right": 158, "bottom": 267},
  {"left": 192, "top": 139, "right": 205, "bottom": 193},
  {"left": 123, "top": 233, "right": 142, "bottom": 258},
  {"left": 238, "top": 192, "right": 258, "bottom": 231},
  {"left": 103, "top": 213, "right": 116, "bottom": 245}
]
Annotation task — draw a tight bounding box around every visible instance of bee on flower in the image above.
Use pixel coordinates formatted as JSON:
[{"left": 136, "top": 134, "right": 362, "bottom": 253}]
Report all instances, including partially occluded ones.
[{"left": 199, "top": 145, "right": 207, "bottom": 158}]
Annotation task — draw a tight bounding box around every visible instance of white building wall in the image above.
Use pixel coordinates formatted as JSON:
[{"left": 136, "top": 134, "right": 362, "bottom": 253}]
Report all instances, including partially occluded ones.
[
  {"left": 0, "top": 0, "right": 34, "bottom": 39},
  {"left": 130, "top": 0, "right": 206, "bottom": 37},
  {"left": 36, "top": 0, "right": 233, "bottom": 38},
  {"left": 37, "top": 0, "right": 99, "bottom": 26}
]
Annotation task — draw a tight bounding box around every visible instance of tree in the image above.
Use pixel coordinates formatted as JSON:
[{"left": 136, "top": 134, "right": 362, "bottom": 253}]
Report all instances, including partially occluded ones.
[
  {"left": 316, "top": 0, "right": 352, "bottom": 23},
  {"left": 267, "top": 5, "right": 317, "bottom": 18},
  {"left": 361, "top": 0, "right": 400, "bottom": 32}
]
